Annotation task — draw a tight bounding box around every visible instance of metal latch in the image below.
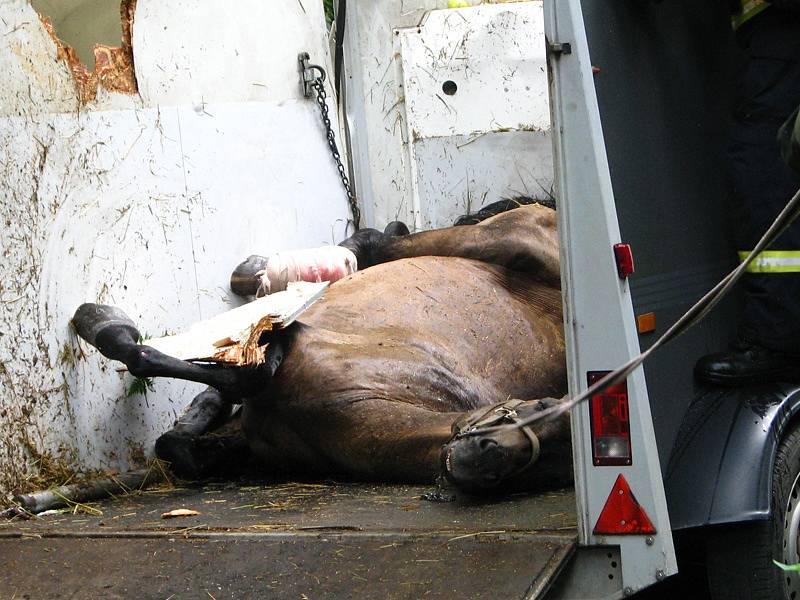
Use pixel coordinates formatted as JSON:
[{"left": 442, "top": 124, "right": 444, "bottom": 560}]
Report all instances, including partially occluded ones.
[{"left": 298, "top": 52, "right": 327, "bottom": 98}]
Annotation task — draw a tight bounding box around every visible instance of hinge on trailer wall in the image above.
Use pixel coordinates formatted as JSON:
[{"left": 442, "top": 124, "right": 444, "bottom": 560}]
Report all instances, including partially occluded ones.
[{"left": 548, "top": 42, "right": 572, "bottom": 56}]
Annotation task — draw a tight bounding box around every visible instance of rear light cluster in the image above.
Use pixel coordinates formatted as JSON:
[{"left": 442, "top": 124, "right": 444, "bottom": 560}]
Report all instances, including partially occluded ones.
[
  {"left": 588, "top": 371, "right": 632, "bottom": 466},
  {"left": 587, "top": 372, "right": 657, "bottom": 536}
]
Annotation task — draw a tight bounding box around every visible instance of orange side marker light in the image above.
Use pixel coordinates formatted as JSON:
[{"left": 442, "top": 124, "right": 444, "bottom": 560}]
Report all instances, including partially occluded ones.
[{"left": 637, "top": 312, "right": 656, "bottom": 334}]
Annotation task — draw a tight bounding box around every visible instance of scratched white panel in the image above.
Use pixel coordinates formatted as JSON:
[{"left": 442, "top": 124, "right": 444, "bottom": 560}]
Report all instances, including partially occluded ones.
[
  {"left": 0, "top": 0, "right": 347, "bottom": 495},
  {"left": 399, "top": 2, "right": 549, "bottom": 139},
  {"left": 412, "top": 130, "right": 553, "bottom": 229},
  {"left": 394, "top": 1, "right": 552, "bottom": 229},
  {"left": 132, "top": 0, "right": 331, "bottom": 107},
  {"left": 343, "top": 0, "right": 549, "bottom": 231}
]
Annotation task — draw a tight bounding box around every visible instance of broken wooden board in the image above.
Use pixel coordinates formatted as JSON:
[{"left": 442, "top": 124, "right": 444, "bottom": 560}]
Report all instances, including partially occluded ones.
[{"left": 144, "top": 281, "right": 327, "bottom": 365}]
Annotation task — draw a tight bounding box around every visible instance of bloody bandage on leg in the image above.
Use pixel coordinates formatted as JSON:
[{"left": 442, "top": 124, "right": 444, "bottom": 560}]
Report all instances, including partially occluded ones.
[{"left": 257, "top": 246, "right": 358, "bottom": 295}]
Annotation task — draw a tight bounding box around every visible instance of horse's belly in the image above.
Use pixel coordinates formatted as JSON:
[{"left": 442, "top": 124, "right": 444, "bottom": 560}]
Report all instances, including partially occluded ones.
[{"left": 283, "top": 256, "right": 566, "bottom": 411}]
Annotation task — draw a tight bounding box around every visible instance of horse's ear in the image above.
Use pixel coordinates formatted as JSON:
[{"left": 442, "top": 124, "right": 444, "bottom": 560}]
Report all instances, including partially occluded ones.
[
  {"left": 384, "top": 221, "right": 410, "bottom": 237},
  {"left": 338, "top": 228, "right": 386, "bottom": 269}
]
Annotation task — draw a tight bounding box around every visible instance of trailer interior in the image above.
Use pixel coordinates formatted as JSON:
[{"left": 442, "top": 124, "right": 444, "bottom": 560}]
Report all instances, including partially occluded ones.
[{"left": 1, "top": 0, "right": 787, "bottom": 599}]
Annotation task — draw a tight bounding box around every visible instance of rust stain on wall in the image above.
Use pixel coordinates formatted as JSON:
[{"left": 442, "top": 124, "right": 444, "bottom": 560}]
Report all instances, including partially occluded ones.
[{"left": 37, "top": 0, "right": 138, "bottom": 104}]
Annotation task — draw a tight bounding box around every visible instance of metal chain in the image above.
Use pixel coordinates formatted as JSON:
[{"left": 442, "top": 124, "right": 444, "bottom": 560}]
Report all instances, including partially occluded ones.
[{"left": 310, "top": 77, "right": 361, "bottom": 231}]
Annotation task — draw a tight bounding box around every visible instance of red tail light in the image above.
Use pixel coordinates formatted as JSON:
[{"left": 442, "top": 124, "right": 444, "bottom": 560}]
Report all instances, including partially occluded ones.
[{"left": 588, "top": 371, "right": 632, "bottom": 466}]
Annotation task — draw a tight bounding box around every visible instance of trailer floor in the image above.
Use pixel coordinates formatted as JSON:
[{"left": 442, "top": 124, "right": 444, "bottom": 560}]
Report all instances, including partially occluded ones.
[{"left": 0, "top": 481, "right": 577, "bottom": 599}]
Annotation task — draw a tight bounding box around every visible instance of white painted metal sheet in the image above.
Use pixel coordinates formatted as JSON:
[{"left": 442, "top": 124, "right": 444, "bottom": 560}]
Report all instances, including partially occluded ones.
[
  {"left": 399, "top": 3, "right": 549, "bottom": 139},
  {"left": 398, "top": 2, "right": 552, "bottom": 229},
  {"left": 411, "top": 130, "right": 553, "bottom": 230},
  {"left": 0, "top": 0, "right": 348, "bottom": 496},
  {"left": 344, "top": 0, "right": 552, "bottom": 231}
]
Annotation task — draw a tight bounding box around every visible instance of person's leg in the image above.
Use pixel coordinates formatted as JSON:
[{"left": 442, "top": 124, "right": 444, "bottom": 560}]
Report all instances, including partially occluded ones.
[{"left": 696, "top": 12, "right": 800, "bottom": 384}]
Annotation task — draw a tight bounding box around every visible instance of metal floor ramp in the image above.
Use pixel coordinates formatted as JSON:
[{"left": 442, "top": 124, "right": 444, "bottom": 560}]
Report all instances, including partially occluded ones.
[{"left": 0, "top": 482, "right": 576, "bottom": 599}]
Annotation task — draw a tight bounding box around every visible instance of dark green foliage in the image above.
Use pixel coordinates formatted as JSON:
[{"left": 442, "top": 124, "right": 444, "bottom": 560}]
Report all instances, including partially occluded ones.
[
  {"left": 127, "top": 376, "right": 155, "bottom": 398},
  {"left": 323, "top": 0, "right": 334, "bottom": 25}
]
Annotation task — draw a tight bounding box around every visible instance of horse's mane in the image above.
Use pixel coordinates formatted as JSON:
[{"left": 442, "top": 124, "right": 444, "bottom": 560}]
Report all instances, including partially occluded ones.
[{"left": 453, "top": 195, "right": 556, "bottom": 227}]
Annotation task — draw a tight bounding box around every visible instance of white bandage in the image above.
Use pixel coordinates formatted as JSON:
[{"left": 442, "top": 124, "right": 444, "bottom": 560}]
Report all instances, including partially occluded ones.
[{"left": 257, "top": 246, "right": 358, "bottom": 296}]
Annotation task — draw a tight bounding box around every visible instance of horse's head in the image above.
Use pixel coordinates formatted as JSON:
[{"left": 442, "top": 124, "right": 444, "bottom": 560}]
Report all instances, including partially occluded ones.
[
  {"left": 440, "top": 397, "right": 572, "bottom": 493},
  {"left": 441, "top": 426, "right": 538, "bottom": 492},
  {"left": 440, "top": 399, "right": 545, "bottom": 492}
]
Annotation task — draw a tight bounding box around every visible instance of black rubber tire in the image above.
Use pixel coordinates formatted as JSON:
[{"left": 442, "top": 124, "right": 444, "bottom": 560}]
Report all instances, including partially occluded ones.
[{"left": 706, "top": 423, "right": 800, "bottom": 600}]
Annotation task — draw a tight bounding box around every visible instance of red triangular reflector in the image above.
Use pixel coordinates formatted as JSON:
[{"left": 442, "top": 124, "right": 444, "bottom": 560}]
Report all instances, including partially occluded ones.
[{"left": 593, "top": 474, "right": 657, "bottom": 535}]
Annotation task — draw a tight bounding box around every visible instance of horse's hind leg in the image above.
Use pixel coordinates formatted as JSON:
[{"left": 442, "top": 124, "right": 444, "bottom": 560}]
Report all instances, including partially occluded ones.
[
  {"left": 340, "top": 203, "right": 560, "bottom": 283},
  {"left": 72, "top": 303, "right": 280, "bottom": 398},
  {"left": 155, "top": 387, "right": 252, "bottom": 479}
]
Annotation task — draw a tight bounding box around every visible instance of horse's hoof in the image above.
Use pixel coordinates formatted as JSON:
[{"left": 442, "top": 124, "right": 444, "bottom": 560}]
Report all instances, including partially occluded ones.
[
  {"left": 155, "top": 431, "right": 203, "bottom": 480},
  {"left": 72, "top": 303, "right": 140, "bottom": 346},
  {"left": 230, "top": 255, "right": 269, "bottom": 297}
]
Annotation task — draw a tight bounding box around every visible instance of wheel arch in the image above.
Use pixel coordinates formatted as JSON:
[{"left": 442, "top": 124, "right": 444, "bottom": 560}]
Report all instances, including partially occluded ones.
[{"left": 665, "top": 384, "right": 800, "bottom": 531}]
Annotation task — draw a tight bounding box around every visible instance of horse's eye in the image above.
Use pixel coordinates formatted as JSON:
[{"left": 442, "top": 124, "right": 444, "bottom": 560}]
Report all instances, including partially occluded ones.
[{"left": 479, "top": 438, "right": 498, "bottom": 451}]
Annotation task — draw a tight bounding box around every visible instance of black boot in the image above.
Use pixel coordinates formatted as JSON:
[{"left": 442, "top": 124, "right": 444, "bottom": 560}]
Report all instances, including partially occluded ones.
[{"left": 694, "top": 339, "right": 800, "bottom": 385}]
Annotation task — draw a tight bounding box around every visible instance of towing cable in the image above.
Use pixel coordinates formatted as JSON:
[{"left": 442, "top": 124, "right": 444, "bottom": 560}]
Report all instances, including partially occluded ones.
[{"left": 462, "top": 186, "right": 800, "bottom": 438}]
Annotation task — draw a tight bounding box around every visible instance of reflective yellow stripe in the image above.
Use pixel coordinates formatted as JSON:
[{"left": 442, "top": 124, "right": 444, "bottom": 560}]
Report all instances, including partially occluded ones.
[
  {"left": 738, "top": 250, "right": 800, "bottom": 273},
  {"left": 732, "top": 0, "right": 769, "bottom": 30}
]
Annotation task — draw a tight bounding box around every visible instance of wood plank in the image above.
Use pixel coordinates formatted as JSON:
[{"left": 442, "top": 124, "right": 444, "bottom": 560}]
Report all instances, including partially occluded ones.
[{"left": 144, "top": 281, "right": 327, "bottom": 364}]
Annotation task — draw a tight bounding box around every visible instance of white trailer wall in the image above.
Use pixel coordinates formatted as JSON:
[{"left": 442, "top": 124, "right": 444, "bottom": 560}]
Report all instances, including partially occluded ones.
[
  {"left": 343, "top": 0, "right": 552, "bottom": 231},
  {"left": 0, "top": 0, "right": 349, "bottom": 497}
]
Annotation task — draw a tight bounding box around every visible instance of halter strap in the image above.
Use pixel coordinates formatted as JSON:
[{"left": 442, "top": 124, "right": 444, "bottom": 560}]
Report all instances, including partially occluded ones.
[{"left": 452, "top": 399, "right": 541, "bottom": 478}]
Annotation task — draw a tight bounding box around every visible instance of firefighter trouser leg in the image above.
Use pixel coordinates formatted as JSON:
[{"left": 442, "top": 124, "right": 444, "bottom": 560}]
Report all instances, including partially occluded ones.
[{"left": 728, "top": 12, "right": 800, "bottom": 354}]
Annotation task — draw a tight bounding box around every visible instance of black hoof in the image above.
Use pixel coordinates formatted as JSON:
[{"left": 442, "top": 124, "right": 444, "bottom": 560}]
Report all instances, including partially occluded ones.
[
  {"left": 72, "top": 303, "right": 140, "bottom": 347},
  {"left": 155, "top": 431, "right": 203, "bottom": 480},
  {"left": 156, "top": 429, "right": 252, "bottom": 480},
  {"left": 230, "top": 255, "right": 269, "bottom": 297}
]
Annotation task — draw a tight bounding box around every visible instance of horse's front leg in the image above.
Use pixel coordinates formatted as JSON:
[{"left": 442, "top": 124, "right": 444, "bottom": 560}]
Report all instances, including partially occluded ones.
[
  {"left": 155, "top": 387, "right": 253, "bottom": 480},
  {"left": 302, "top": 396, "right": 571, "bottom": 493},
  {"left": 72, "top": 303, "right": 281, "bottom": 398}
]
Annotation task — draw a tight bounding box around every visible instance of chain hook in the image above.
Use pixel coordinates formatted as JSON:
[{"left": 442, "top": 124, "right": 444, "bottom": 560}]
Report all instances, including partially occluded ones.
[
  {"left": 299, "top": 52, "right": 326, "bottom": 98},
  {"left": 299, "top": 51, "right": 361, "bottom": 231}
]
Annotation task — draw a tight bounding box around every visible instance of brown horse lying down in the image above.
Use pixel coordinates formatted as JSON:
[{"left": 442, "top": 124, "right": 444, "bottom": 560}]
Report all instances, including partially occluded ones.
[{"left": 72, "top": 203, "right": 573, "bottom": 493}]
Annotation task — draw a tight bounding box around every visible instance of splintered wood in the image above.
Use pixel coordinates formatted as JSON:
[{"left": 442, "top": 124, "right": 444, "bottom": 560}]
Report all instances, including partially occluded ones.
[
  {"left": 144, "top": 282, "right": 328, "bottom": 366},
  {"left": 37, "top": 0, "right": 138, "bottom": 104}
]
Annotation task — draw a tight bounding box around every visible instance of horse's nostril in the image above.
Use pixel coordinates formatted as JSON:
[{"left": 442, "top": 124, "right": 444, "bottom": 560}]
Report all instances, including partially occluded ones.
[{"left": 479, "top": 438, "right": 498, "bottom": 451}]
